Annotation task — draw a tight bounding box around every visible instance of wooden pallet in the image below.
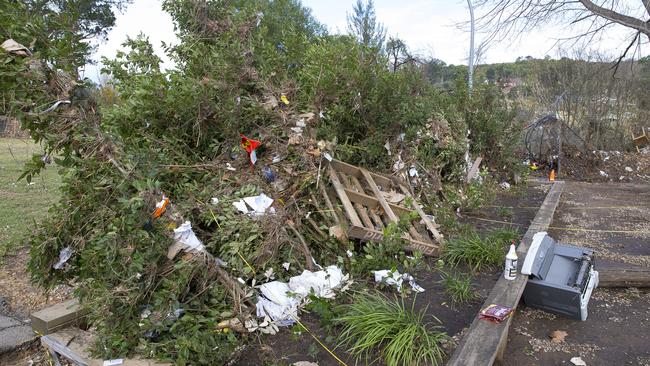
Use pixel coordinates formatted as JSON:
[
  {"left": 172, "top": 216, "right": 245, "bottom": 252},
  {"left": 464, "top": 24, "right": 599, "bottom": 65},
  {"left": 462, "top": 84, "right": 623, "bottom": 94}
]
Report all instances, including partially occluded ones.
[{"left": 324, "top": 159, "right": 443, "bottom": 256}]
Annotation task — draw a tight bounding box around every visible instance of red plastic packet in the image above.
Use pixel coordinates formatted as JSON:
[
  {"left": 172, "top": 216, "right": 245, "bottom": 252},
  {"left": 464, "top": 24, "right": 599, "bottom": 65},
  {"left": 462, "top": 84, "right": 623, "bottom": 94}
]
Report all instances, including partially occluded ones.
[
  {"left": 240, "top": 134, "right": 261, "bottom": 166},
  {"left": 479, "top": 304, "right": 514, "bottom": 323}
]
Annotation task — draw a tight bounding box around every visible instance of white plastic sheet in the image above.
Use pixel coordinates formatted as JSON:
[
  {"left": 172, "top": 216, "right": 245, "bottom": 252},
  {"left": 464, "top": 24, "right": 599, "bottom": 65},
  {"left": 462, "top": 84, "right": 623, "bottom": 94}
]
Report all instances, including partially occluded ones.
[
  {"left": 233, "top": 199, "right": 249, "bottom": 214},
  {"left": 373, "top": 269, "right": 425, "bottom": 293},
  {"left": 257, "top": 281, "right": 300, "bottom": 326},
  {"left": 243, "top": 193, "right": 274, "bottom": 215},
  {"left": 234, "top": 193, "right": 275, "bottom": 216},
  {"left": 256, "top": 266, "right": 348, "bottom": 326},
  {"left": 173, "top": 221, "right": 205, "bottom": 252},
  {"left": 289, "top": 266, "right": 344, "bottom": 298}
]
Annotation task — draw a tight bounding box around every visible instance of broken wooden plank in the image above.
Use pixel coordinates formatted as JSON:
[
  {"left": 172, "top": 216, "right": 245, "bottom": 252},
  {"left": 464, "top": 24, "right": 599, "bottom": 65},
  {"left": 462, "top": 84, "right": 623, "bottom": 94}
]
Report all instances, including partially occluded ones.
[
  {"left": 632, "top": 127, "right": 648, "bottom": 152},
  {"left": 41, "top": 327, "right": 171, "bottom": 366},
  {"left": 447, "top": 181, "right": 565, "bottom": 366},
  {"left": 398, "top": 184, "right": 444, "bottom": 243},
  {"left": 362, "top": 169, "right": 399, "bottom": 222},
  {"left": 318, "top": 183, "right": 340, "bottom": 225},
  {"left": 347, "top": 225, "right": 439, "bottom": 256},
  {"left": 349, "top": 175, "right": 385, "bottom": 229},
  {"left": 327, "top": 158, "right": 442, "bottom": 256},
  {"left": 343, "top": 188, "right": 413, "bottom": 217},
  {"left": 598, "top": 264, "right": 650, "bottom": 288},
  {"left": 327, "top": 165, "right": 363, "bottom": 227},
  {"left": 466, "top": 156, "right": 483, "bottom": 183},
  {"left": 350, "top": 176, "right": 385, "bottom": 229},
  {"left": 31, "top": 299, "right": 89, "bottom": 335},
  {"left": 338, "top": 170, "right": 376, "bottom": 229}
]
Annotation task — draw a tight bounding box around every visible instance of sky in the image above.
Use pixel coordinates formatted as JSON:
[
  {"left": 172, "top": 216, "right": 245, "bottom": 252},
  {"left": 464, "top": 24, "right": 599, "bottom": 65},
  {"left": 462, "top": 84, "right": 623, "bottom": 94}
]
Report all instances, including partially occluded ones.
[{"left": 83, "top": 0, "right": 647, "bottom": 80}]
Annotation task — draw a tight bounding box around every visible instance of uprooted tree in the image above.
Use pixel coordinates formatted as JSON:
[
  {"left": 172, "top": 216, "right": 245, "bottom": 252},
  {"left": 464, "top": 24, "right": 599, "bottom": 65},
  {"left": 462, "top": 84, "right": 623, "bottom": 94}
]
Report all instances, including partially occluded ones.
[{"left": 1, "top": 0, "right": 524, "bottom": 364}]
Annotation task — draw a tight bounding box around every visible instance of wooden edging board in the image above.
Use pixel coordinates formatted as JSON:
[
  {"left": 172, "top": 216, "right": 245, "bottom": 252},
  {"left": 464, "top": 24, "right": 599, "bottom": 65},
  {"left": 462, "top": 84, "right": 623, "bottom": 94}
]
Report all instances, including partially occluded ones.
[
  {"left": 447, "top": 181, "right": 565, "bottom": 366},
  {"left": 598, "top": 264, "right": 650, "bottom": 288},
  {"left": 31, "top": 299, "right": 89, "bottom": 335},
  {"left": 41, "top": 327, "right": 171, "bottom": 366}
]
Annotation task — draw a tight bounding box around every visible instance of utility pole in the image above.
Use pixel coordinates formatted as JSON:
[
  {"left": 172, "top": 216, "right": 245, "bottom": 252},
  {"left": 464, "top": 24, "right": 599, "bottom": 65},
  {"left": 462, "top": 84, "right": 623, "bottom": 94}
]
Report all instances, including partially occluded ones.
[{"left": 467, "top": 0, "right": 475, "bottom": 95}]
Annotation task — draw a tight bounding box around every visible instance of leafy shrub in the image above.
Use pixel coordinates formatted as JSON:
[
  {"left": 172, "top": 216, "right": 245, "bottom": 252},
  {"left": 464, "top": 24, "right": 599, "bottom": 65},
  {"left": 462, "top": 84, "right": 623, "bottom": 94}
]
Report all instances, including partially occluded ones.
[
  {"left": 336, "top": 291, "right": 448, "bottom": 366},
  {"left": 304, "top": 295, "right": 341, "bottom": 330},
  {"left": 442, "top": 176, "right": 497, "bottom": 211},
  {"left": 296, "top": 35, "right": 446, "bottom": 170},
  {"left": 454, "top": 81, "right": 524, "bottom": 174},
  {"left": 349, "top": 218, "right": 423, "bottom": 277},
  {"left": 443, "top": 227, "right": 519, "bottom": 271}
]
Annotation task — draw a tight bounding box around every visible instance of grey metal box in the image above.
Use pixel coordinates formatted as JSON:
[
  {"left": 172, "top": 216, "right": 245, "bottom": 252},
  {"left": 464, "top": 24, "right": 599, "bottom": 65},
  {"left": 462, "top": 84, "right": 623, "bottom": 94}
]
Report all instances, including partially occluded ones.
[{"left": 521, "top": 232, "right": 599, "bottom": 321}]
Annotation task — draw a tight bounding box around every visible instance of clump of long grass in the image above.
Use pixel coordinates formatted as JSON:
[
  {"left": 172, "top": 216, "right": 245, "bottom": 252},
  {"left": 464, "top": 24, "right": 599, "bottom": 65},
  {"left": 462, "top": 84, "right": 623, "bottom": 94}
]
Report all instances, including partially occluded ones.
[
  {"left": 442, "top": 227, "right": 519, "bottom": 271},
  {"left": 440, "top": 270, "right": 478, "bottom": 305},
  {"left": 335, "top": 291, "right": 448, "bottom": 366}
]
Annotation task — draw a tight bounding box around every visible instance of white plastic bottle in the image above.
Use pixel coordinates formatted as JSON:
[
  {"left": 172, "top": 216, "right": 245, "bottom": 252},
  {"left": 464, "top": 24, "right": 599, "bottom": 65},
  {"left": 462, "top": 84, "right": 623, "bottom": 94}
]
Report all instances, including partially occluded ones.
[{"left": 504, "top": 243, "right": 518, "bottom": 280}]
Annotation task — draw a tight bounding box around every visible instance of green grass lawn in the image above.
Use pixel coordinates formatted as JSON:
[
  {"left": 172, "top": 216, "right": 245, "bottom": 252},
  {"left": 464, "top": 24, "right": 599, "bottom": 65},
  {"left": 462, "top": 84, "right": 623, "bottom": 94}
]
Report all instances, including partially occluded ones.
[{"left": 0, "top": 138, "right": 60, "bottom": 257}]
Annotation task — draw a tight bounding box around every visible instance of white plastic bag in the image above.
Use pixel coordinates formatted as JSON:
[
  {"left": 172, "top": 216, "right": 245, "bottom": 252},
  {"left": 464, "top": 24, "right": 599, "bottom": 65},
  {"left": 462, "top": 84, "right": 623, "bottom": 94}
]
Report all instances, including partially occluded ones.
[
  {"left": 173, "top": 221, "right": 205, "bottom": 252},
  {"left": 53, "top": 247, "right": 73, "bottom": 269},
  {"left": 255, "top": 266, "right": 348, "bottom": 327},
  {"left": 289, "top": 265, "right": 345, "bottom": 298},
  {"left": 243, "top": 193, "right": 274, "bottom": 215}
]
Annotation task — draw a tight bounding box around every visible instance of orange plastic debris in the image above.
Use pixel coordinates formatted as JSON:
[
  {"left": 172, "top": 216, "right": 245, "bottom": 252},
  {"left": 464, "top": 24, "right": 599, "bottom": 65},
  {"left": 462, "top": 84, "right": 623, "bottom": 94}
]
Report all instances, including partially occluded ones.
[
  {"left": 152, "top": 195, "right": 169, "bottom": 219},
  {"left": 549, "top": 169, "right": 556, "bottom": 181}
]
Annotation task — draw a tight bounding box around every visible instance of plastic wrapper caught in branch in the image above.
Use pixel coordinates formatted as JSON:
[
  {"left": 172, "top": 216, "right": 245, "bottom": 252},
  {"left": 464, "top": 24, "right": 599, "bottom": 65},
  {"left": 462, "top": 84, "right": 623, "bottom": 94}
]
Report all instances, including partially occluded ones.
[{"left": 53, "top": 247, "right": 73, "bottom": 270}]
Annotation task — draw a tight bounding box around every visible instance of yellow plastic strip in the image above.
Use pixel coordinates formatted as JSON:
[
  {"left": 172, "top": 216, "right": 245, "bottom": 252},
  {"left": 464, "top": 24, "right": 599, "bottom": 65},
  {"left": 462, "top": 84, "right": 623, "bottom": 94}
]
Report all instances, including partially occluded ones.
[
  {"left": 196, "top": 198, "right": 255, "bottom": 274},
  {"left": 465, "top": 216, "right": 649, "bottom": 234},
  {"left": 484, "top": 205, "right": 650, "bottom": 210},
  {"left": 237, "top": 251, "right": 256, "bottom": 275},
  {"left": 290, "top": 315, "right": 348, "bottom": 366}
]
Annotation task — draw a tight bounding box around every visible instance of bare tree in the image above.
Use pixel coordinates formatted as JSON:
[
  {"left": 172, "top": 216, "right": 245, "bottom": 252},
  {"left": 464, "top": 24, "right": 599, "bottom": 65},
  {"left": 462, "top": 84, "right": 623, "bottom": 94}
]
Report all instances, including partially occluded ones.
[
  {"left": 529, "top": 49, "right": 648, "bottom": 149},
  {"left": 474, "top": 0, "right": 650, "bottom": 62}
]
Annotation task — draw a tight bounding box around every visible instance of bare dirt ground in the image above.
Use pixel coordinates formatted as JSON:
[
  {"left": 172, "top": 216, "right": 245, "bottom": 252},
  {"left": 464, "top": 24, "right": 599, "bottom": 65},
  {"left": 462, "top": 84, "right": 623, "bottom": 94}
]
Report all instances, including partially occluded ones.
[
  {"left": 537, "top": 147, "right": 650, "bottom": 184},
  {"left": 0, "top": 247, "right": 72, "bottom": 319},
  {"left": 235, "top": 182, "right": 550, "bottom": 366},
  {"left": 501, "top": 182, "right": 650, "bottom": 366}
]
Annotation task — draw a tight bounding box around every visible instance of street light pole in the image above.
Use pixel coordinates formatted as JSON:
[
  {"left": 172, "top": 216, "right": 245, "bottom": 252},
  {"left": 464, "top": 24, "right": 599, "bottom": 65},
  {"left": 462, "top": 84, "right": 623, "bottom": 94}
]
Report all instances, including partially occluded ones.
[{"left": 467, "top": 0, "right": 475, "bottom": 95}]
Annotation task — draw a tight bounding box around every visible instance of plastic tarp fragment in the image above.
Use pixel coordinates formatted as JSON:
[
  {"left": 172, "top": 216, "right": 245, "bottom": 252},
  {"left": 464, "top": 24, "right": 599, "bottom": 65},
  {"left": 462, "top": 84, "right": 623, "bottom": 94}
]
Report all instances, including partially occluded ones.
[
  {"left": 173, "top": 221, "right": 205, "bottom": 253},
  {"left": 256, "top": 266, "right": 348, "bottom": 326},
  {"left": 373, "top": 269, "right": 425, "bottom": 293}
]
